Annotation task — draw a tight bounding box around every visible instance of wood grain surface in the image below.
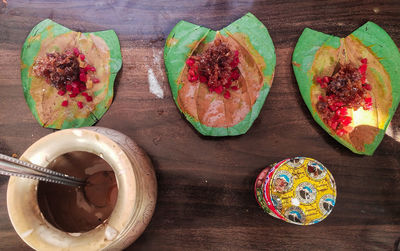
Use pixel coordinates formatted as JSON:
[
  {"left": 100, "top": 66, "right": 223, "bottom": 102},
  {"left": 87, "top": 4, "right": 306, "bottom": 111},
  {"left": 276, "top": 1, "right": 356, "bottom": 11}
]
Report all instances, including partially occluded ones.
[{"left": 1, "top": 0, "right": 400, "bottom": 250}]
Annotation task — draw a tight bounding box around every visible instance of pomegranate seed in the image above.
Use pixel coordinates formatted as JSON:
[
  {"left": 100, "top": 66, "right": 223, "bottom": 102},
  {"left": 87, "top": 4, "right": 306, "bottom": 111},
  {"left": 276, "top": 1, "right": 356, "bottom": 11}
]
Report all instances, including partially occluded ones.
[
  {"left": 188, "top": 68, "right": 196, "bottom": 76},
  {"left": 57, "top": 90, "right": 66, "bottom": 96},
  {"left": 82, "top": 65, "right": 92, "bottom": 72},
  {"left": 86, "top": 95, "right": 93, "bottom": 102},
  {"left": 341, "top": 116, "right": 352, "bottom": 126},
  {"left": 323, "top": 76, "right": 330, "bottom": 83},
  {"left": 364, "top": 97, "right": 372, "bottom": 103},
  {"left": 334, "top": 102, "right": 343, "bottom": 107},
  {"left": 72, "top": 87, "right": 80, "bottom": 95},
  {"left": 186, "top": 58, "right": 195, "bottom": 67},
  {"left": 234, "top": 50, "right": 239, "bottom": 57},
  {"left": 73, "top": 48, "right": 80, "bottom": 57},
  {"left": 81, "top": 92, "right": 88, "bottom": 97},
  {"left": 361, "top": 75, "right": 366, "bottom": 84},
  {"left": 79, "top": 83, "right": 86, "bottom": 92},
  {"left": 361, "top": 58, "right": 368, "bottom": 64},
  {"left": 224, "top": 90, "right": 231, "bottom": 99},
  {"left": 359, "top": 64, "right": 367, "bottom": 75},
  {"left": 214, "top": 85, "right": 223, "bottom": 94},
  {"left": 318, "top": 95, "right": 325, "bottom": 101},
  {"left": 61, "top": 100, "right": 68, "bottom": 107},
  {"left": 363, "top": 84, "right": 372, "bottom": 91},
  {"left": 79, "top": 72, "right": 87, "bottom": 82},
  {"left": 341, "top": 108, "right": 348, "bottom": 115},
  {"left": 71, "top": 81, "right": 79, "bottom": 89},
  {"left": 69, "top": 93, "right": 77, "bottom": 98},
  {"left": 316, "top": 77, "right": 323, "bottom": 84},
  {"left": 66, "top": 84, "right": 72, "bottom": 91},
  {"left": 231, "top": 86, "right": 239, "bottom": 90},
  {"left": 330, "top": 121, "right": 338, "bottom": 130},
  {"left": 92, "top": 78, "right": 100, "bottom": 84},
  {"left": 79, "top": 54, "right": 85, "bottom": 61},
  {"left": 225, "top": 80, "right": 232, "bottom": 89},
  {"left": 364, "top": 103, "right": 372, "bottom": 110},
  {"left": 231, "top": 69, "right": 240, "bottom": 80},
  {"left": 189, "top": 75, "right": 198, "bottom": 82},
  {"left": 337, "top": 129, "right": 346, "bottom": 136},
  {"left": 320, "top": 82, "right": 327, "bottom": 88},
  {"left": 77, "top": 101, "right": 83, "bottom": 109},
  {"left": 329, "top": 105, "right": 338, "bottom": 112},
  {"left": 199, "top": 75, "right": 207, "bottom": 83}
]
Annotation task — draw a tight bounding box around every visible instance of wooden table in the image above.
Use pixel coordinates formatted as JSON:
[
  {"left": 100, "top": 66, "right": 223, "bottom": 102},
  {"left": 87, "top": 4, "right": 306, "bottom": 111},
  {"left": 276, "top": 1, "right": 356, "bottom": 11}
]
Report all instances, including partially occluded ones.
[{"left": 1, "top": 0, "right": 400, "bottom": 250}]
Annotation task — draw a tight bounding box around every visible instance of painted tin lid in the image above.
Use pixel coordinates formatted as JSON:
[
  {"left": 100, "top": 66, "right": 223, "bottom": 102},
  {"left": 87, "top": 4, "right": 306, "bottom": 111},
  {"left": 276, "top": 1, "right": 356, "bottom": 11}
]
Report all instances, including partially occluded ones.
[{"left": 267, "top": 157, "right": 337, "bottom": 225}]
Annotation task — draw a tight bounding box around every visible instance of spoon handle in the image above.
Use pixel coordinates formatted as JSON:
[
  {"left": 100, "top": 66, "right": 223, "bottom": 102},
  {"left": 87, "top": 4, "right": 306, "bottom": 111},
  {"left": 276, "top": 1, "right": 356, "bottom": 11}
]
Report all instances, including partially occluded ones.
[{"left": 0, "top": 154, "right": 86, "bottom": 187}]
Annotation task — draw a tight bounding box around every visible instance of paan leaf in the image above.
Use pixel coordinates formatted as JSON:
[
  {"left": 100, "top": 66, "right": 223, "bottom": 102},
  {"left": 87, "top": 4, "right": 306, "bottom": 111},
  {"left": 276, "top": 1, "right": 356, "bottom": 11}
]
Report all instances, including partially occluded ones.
[
  {"left": 164, "top": 13, "right": 276, "bottom": 136},
  {"left": 21, "top": 19, "right": 122, "bottom": 129},
  {"left": 293, "top": 22, "right": 400, "bottom": 155}
]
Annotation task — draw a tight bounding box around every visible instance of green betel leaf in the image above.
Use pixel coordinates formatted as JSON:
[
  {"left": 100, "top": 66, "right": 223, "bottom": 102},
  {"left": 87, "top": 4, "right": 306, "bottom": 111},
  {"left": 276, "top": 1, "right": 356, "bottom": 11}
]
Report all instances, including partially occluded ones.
[
  {"left": 293, "top": 22, "right": 400, "bottom": 155},
  {"left": 164, "top": 13, "right": 276, "bottom": 136},
  {"left": 21, "top": 19, "right": 122, "bottom": 129}
]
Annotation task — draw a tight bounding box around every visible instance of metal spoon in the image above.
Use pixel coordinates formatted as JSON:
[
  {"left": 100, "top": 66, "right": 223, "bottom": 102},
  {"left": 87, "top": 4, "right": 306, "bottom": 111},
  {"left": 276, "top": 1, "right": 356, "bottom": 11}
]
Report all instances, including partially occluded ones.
[{"left": 0, "top": 153, "right": 86, "bottom": 187}]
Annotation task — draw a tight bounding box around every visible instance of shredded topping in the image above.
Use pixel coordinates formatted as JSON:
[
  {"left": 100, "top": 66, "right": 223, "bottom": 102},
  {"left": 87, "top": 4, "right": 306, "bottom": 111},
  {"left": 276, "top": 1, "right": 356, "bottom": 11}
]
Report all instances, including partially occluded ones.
[
  {"left": 315, "top": 58, "right": 371, "bottom": 136},
  {"left": 33, "top": 49, "right": 79, "bottom": 90},
  {"left": 33, "top": 48, "right": 100, "bottom": 109},
  {"left": 186, "top": 39, "right": 240, "bottom": 99}
]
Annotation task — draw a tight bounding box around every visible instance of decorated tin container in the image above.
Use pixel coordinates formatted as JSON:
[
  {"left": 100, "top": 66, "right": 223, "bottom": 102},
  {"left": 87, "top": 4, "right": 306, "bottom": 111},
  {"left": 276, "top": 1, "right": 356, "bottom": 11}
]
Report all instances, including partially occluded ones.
[{"left": 255, "top": 157, "right": 336, "bottom": 225}]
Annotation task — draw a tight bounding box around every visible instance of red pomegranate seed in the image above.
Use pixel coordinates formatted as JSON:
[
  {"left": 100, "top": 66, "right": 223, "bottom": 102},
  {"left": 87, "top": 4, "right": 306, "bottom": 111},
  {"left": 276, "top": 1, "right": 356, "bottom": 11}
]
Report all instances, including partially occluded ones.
[
  {"left": 81, "top": 92, "right": 88, "bottom": 97},
  {"left": 188, "top": 68, "right": 196, "bottom": 76},
  {"left": 186, "top": 58, "right": 195, "bottom": 67},
  {"left": 363, "top": 84, "right": 372, "bottom": 91},
  {"left": 318, "top": 95, "right": 325, "bottom": 101},
  {"left": 223, "top": 90, "right": 231, "bottom": 99},
  {"left": 361, "top": 75, "right": 366, "bottom": 84},
  {"left": 66, "top": 84, "right": 72, "bottom": 92},
  {"left": 231, "top": 86, "right": 239, "bottom": 90},
  {"left": 79, "top": 72, "right": 87, "bottom": 82},
  {"left": 72, "top": 87, "right": 80, "bottom": 95},
  {"left": 214, "top": 85, "right": 223, "bottom": 94},
  {"left": 361, "top": 58, "right": 368, "bottom": 64},
  {"left": 337, "top": 129, "right": 346, "bottom": 136},
  {"left": 320, "top": 82, "right": 328, "bottom": 89},
  {"left": 57, "top": 90, "right": 66, "bottom": 96},
  {"left": 231, "top": 69, "right": 240, "bottom": 80},
  {"left": 92, "top": 78, "right": 100, "bottom": 84},
  {"left": 61, "top": 100, "right": 68, "bottom": 107},
  {"left": 86, "top": 95, "right": 93, "bottom": 102},
  {"left": 329, "top": 105, "right": 338, "bottom": 112},
  {"left": 334, "top": 102, "right": 343, "bottom": 107},
  {"left": 323, "top": 76, "right": 330, "bottom": 83},
  {"left": 225, "top": 80, "right": 232, "bottom": 89},
  {"left": 77, "top": 101, "right": 83, "bottom": 109},
  {"left": 189, "top": 75, "right": 198, "bottom": 82},
  {"left": 73, "top": 48, "right": 80, "bottom": 57},
  {"left": 365, "top": 97, "right": 372, "bottom": 103},
  {"left": 71, "top": 81, "right": 79, "bottom": 89},
  {"left": 69, "top": 93, "right": 77, "bottom": 98},
  {"left": 341, "top": 116, "right": 352, "bottom": 126},
  {"left": 316, "top": 77, "right": 323, "bottom": 84},
  {"left": 330, "top": 121, "right": 338, "bottom": 130},
  {"left": 199, "top": 75, "right": 207, "bottom": 83},
  {"left": 358, "top": 64, "right": 367, "bottom": 75},
  {"left": 79, "top": 54, "right": 85, "bottom": 61},
  {"left": 79, "top": 83, "right": 86, "bottom": 92},
  {"left": 83, "top": 65, "right": 96, "bottom": 72}
]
